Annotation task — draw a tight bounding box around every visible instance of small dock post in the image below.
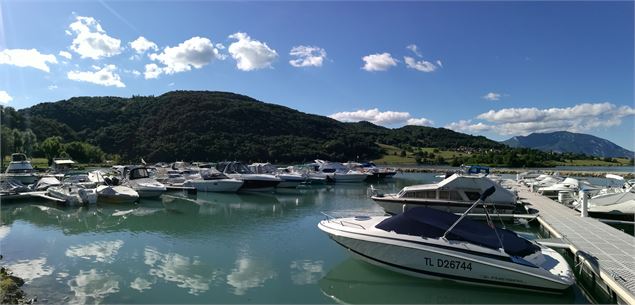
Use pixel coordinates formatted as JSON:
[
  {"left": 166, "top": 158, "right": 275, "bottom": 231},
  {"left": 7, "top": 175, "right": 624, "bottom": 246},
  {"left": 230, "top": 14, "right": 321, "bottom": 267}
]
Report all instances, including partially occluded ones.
[{"left": 580, "top": 190, "right": 588, "bottom": 217}]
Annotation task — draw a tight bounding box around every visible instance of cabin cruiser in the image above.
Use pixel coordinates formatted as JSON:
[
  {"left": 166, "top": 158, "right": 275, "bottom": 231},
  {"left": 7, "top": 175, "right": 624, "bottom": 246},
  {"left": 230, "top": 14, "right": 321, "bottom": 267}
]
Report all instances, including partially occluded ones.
[
  {"left": 573, "top": 187, "right": 635, "bottom": 221},
  {"left": 313, "top": 160, "right": 371, "bottom": 183},
  {"left": 371, "top": 173, "right": 519, "bottom": 215},
  {"left": 319, "top": 187, "right": 574, "bottom": 292},
  {"left": 344, "top": 162, "right": 397, "bottom": 180},
  {"left": 249, "top": 163, "right": 307, "bottom": 188},
  {"left": 2, "top": 153, "right": 39, "bottom": 184},
  {"left": 216, "top": 161, "right": 281, "bottom": 192},
  {"left": 89, "top": 170, "right": 139, "bottom": 203},
  {"left": 113, "top": 166, "right": 166, "bottom": 198},
  {"left": 182, "top": 168, "right": 244, "bottom": 192}
]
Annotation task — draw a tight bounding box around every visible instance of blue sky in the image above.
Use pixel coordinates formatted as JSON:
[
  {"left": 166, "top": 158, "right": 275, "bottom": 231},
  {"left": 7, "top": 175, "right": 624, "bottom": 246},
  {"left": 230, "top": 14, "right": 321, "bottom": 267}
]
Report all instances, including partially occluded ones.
[{"left": 1, "top": 1, "right": 634, "bottom": 150}]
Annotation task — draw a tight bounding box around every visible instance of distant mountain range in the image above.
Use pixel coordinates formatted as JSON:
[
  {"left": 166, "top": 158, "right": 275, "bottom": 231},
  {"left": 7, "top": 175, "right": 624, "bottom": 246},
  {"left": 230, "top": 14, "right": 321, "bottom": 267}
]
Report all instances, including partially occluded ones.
[{"left": 502, "top": 131, "right": 634, "bottom": 158}]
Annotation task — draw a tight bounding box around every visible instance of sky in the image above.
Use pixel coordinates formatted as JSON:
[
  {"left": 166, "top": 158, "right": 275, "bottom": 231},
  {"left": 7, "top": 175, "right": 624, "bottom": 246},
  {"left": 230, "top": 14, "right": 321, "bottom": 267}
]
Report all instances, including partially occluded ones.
[{"left": 1, "top": 1, "right": 634, "bottom": 150}]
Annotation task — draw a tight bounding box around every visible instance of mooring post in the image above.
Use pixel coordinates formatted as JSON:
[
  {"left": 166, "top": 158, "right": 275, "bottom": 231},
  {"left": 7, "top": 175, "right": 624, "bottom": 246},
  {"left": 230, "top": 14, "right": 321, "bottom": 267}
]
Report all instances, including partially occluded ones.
[{"left": 580, "top": 190, "right": 588, "bottom": 217}]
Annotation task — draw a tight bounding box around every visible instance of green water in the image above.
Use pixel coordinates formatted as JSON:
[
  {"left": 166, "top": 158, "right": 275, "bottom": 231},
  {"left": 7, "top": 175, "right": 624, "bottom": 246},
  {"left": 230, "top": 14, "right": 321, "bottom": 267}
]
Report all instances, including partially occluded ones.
[{"left": 0, "top": 173, "right": 591, "bottom": 304}]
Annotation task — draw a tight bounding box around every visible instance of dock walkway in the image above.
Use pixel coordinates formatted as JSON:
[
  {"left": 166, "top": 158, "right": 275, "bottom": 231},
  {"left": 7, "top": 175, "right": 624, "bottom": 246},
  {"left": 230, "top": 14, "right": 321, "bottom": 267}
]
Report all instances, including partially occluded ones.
[{"left": 517, "top": 186, "right": 635, "bottom": 304}]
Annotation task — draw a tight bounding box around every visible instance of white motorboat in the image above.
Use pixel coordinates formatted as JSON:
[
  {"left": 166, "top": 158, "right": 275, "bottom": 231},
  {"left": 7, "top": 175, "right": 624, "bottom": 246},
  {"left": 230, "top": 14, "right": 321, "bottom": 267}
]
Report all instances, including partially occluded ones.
[
  {"left": 182, "top": 168, "right": 244, "bottom": 192},
  {"left": 371, "top": 173, "right": 519, "bottom": 215},
  {"left": 314, "top": 160, "right": 370, "bottom": 183},
  {"left": 345, "top": 161, "right": 397, "bottom": 180},
  {"left": 2, "top": 153, "right": 39, "bottom": 184},
  {"left": 47, "top": 183, "right": 97, "bottom": 206},
  {"left": 114, "top": 166, "right": 167, "bottom": 198},
  {"left": 573, "top": 188, "right": 635, "bottom": 221},
  {"left": 31, "top": 176, "right": 61, "bottom": 191},
  {"left": 216, "top": 161, "right": 281, "bottom": 192},
  {"left": 95, "top": 185, "right": 139, "bottom": 204},
  {"left": 249, "top": 163, "right": 307, "bottom": 188},
  {"left": 319, "top": 187, "right": 574, "bottom": 292}
]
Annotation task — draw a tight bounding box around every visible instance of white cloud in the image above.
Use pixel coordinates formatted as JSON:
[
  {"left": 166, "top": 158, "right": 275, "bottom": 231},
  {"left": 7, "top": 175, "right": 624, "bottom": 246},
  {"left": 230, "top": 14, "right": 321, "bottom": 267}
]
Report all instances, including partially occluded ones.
[
  {"left": 130, "top": 69, "right": 141, "bottom": 76},
  {"left": 483, "top": 92, "right": 502, "bottom": 101},
  {"left": 406, "top": 44, "right": 422, "bottom": 57},
  {"left": 0, "top": 91, "right": 13, "bottom": 105},
  {"left": 67, "top": 64, "right": 125, "bottom": 87},
  {"left": 68, "top": 16, "right": 122, "bottom": 59},
  {"left": 59, "top": 51, "right": 73, "bottom": 60},
  {"left": 289, "top": 45, "right": 327, "bottom": 67},
  {"left": 446, "top": 102, "right": 635, "bottom": 136},
  {"left": 361, "top": 53, "right": 398, "bottom": 71},
  {"left": 130, "top": 36, "right": 158, "bottom": 54},
  {"left": 144, "top": 63, "right": 162, "bottom": 79},
  {"left": 67, "top": 269, "right": 119, "bottom": 305},
  {"left": 228, "top": 32, "right": 278, "bottom": 71},
  {"left": 436, "top": 60, "right": 443, "bottom": 68},
  {"left": 149, "top": 36, "right": 224, "bottom": 75},
  {"left": 404, "top": 56, "right": 438, "bottom": 72},
  {"left": 6, "top": 258, "right": 54, "bottom": 283},
  {"left": 330, "top": 108, "right": 433, "bottom": 127},
  {"left": 0, "top": 49, "right": 58, "bottom": 72},
  {"left": 48, "top": 85, "right": 58, "bottom": 90}
]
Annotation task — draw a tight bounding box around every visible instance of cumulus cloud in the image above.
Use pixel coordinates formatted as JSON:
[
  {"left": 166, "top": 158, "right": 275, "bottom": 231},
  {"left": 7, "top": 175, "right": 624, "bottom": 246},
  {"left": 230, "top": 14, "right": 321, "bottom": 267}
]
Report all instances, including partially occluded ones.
[
  {"left": 0, "top": 49, "right": 58, "bottom": 72},
  {"left": 330, "top": 108, "right": 433, "bottom": 127},
  {"left": 130, "top": 36, "right": 158, "bottom": 54},
  {"left": 483, "top": 92, "right": 501, "bottom": 101},
  {"left": 144, "top": 63, "right": 162, "bottom": 79},
  {"left": 67, "top": 64, "right": 125, "bottom": 87},
  {"left": 68, "top": 16, "right": 122, "bottom": 59},
  {"left": 228, "top": 32, "right": 278, "bottom": 71},
  {"left": 361, "top": 53, "right": 398, "bottom": 71},
  {"left": 149, "top": 36, "right": 224, "bottom": 75},
  {"left": 59, "top": 51, "right": 73, "bottom": 60},
  {"left": 404, "top": 56, "right": 438, "bottom": 72},
  {"left": 289, "top": 45, "right": 326, "bottom": 67},
  {"left": 0, "top": 91, "right": 13, "bottom": 105},
  {"left": 445, "top": 102, "right": 635, "bottom": 136}
]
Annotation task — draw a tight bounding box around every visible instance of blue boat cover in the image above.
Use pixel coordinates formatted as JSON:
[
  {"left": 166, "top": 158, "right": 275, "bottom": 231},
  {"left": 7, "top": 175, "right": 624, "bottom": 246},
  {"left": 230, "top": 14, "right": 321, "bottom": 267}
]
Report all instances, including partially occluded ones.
[{"left": 376, "top": 207, "right": 539, "bottom": 257}]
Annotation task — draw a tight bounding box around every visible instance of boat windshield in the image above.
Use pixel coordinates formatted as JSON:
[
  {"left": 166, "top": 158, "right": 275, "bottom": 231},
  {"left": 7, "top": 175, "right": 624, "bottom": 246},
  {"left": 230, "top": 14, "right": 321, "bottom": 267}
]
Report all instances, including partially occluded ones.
[
  {"left": 376, "top": 207, "right": 540, "bottom": 257},
  {"left": 6, "top": 168, "right": 35, "bottom": 174},
  {"left": 129, "top": 168, "right": 150, "bottom": 180}
]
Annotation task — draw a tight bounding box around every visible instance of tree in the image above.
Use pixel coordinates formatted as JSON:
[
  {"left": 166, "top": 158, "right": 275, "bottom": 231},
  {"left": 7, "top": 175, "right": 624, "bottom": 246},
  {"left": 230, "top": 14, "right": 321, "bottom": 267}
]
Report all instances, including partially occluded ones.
[{"left": 40, "top": 136, "right": 63, "bottom": 165}]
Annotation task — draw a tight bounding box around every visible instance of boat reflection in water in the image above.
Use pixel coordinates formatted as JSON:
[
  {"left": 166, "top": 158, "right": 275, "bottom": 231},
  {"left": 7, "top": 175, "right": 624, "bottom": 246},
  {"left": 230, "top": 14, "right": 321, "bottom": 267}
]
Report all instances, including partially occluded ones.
[{"left": 320, "top": 258, "right": 580, "bottom": 304}]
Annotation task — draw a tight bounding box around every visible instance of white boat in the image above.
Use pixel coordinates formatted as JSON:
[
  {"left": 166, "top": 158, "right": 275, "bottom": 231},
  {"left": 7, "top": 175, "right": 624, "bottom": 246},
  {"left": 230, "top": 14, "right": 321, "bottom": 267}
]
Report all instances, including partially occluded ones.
[
  {"left": 114, "top": 166, "right": 167, "bottom": 198},
  {"left": 47, "top": 183, "right": 97, "bottom": 206},
  {"left": 2, "top": 153, "right": 39, "bottom": 184},
  {"left": 95, "top": 185, "right": 139, "bottom": 204},
  {"left": 49, "top": 158, "right": 76, "bottom": 178},
  {"left": 182, "top": 168, "right": 244, "bottom": 192},
  {"left": 249, "top": 163, "right": 307, "bottom": 188},
  {"left": 314, "top": 160, "right": 370, "bottom": 183},
  {"left": 573, "top": 187, "right": 635, "bottom": 221},
  {"left": 31, "top": 176, "right": 61, "bottom": 191},
  {"left": 318, "top": 187, "right": 574, "bottom": 292},
  {"left": 216, "top": 161, "right": 281, "bottom": 192},
  {"left": 345, "top": 161, "right": 397, "bottom": 180},
  {"left": 371, "top": 173, "right": 519, "bottom": 215}
]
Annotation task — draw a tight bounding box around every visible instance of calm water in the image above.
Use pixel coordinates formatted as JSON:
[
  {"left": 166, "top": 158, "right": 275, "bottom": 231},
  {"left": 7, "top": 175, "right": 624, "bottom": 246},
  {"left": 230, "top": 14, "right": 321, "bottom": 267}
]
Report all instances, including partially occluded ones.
[{"left": 0, "top": 173, "right": 595, "bottom": 304}]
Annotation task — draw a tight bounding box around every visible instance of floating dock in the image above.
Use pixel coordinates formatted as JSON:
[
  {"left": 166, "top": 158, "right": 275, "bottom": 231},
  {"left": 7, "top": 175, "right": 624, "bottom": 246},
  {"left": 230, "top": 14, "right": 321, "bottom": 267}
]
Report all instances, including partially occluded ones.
[{"left": 516, "top": 185, "right": 635, "bottom": 304}]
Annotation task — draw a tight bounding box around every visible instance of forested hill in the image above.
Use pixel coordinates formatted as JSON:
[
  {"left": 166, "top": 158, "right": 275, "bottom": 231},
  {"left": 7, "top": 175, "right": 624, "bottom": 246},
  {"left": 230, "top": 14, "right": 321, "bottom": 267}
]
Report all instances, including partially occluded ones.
[
  {"left": 3, "top": 90, "right": 503, "bottom": 162},
  {"left": 502, "top": 131, "right": 634, "bottom": 158}
]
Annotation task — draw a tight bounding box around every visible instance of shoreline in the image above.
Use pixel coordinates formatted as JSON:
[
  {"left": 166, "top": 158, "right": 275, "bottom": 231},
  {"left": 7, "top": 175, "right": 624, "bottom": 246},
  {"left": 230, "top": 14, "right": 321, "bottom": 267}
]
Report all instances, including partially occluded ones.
[{"left": 394, "top": 166, "right": 635, "bottom": 179}]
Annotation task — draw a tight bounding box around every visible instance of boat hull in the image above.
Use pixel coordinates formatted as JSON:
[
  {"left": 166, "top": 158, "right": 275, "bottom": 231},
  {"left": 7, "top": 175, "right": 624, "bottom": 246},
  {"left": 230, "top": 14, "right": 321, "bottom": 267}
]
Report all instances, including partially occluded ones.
[
  {"left": 3, "top": 174, "right": 39, "bottom": 185},
  {"left": 333, "top": 173, "right": 369, "bottom": 183},
  {"left": 319, "top": 222, "right": 573, "bottom": 292},
  {"left": 184, "top": 179, "right": 243, "bottom": 192},
  {"left": 96, "top": 186, "right": 139, "bottom": 204}
]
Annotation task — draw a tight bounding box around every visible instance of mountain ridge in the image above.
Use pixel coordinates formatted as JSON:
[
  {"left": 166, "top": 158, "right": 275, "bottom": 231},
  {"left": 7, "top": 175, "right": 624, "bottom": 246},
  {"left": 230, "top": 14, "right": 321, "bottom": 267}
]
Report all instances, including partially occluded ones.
[{"left": 502, "top": 131, "right": 633, "bottom": 158}]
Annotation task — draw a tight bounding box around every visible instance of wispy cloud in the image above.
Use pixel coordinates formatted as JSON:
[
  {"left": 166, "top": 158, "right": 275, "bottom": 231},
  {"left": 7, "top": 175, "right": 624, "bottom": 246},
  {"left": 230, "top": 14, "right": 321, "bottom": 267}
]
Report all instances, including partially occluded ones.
[
  {"left": 330, "top": 108, "right": 433, "bottom": 127},
  {"left": 0, "top": 49, "right": 58, "bottom": 72},
  {"left": 67, "top": 65, "right": 125, "bottom": 87},
  {"left": 289, "top": 45, "right": 326, "bottom": 68},
  {"left": 68, "top": 16, "right": 122, "bottom": 60},
  {"left": 445, "top": 102, "right": 635, "bottom": 136},
  {"left": 361, "top": 53, "right": 398, "bottom": 72},
  {"left": 483, "top": 92, "right": 502, "bottom": 101},
  {"left": 228, "top": 32, "right": 278, "bottom": 71}
]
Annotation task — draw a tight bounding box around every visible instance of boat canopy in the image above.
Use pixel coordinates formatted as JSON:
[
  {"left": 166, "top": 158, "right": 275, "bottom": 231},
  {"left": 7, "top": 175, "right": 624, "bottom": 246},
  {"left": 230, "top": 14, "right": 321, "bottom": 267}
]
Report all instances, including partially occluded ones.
[{"left": 376, "top": 207, "right": 540, "bottom": 257}]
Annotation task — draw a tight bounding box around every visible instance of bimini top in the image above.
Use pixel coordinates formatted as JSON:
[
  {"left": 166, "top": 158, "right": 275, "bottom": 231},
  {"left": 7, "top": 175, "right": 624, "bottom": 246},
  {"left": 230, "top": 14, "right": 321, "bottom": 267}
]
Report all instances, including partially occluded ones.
[{"left": 376, "top": 207, "right": 539, "bottom": 257}]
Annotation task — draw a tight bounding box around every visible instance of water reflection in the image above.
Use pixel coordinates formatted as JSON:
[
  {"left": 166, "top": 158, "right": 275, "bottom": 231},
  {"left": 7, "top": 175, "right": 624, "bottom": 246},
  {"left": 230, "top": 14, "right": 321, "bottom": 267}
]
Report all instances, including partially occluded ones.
[
  {"left": 226, "top": 249, "right": 277, "bottom": 296},
  {"left": 6, "top": 257, "right": 54, "bottom": 283},
  {"left": 130, "top": 277, "right": 153, "bottom": 292},
  {"left": 144, "top": 247, "right": 218, "bottom": 295},
  {"left": 65, "top": 240, "right": 124, "bottom": 263},
  {"left": 319, "top": 258, "right": 579, "bottom": 304},
  {"left": 290, "top": 259, "right": 325, "bottom": 285},
  {"left": 67, "top": 269, "right": 119, "bottom": 305}
]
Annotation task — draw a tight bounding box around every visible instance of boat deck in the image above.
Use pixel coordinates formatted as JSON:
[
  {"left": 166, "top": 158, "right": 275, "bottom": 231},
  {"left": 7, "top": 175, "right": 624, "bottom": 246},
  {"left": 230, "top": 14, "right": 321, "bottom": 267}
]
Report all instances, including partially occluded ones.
[{"left": 517, "top": 186, "right": 635, "bottom": 304}]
